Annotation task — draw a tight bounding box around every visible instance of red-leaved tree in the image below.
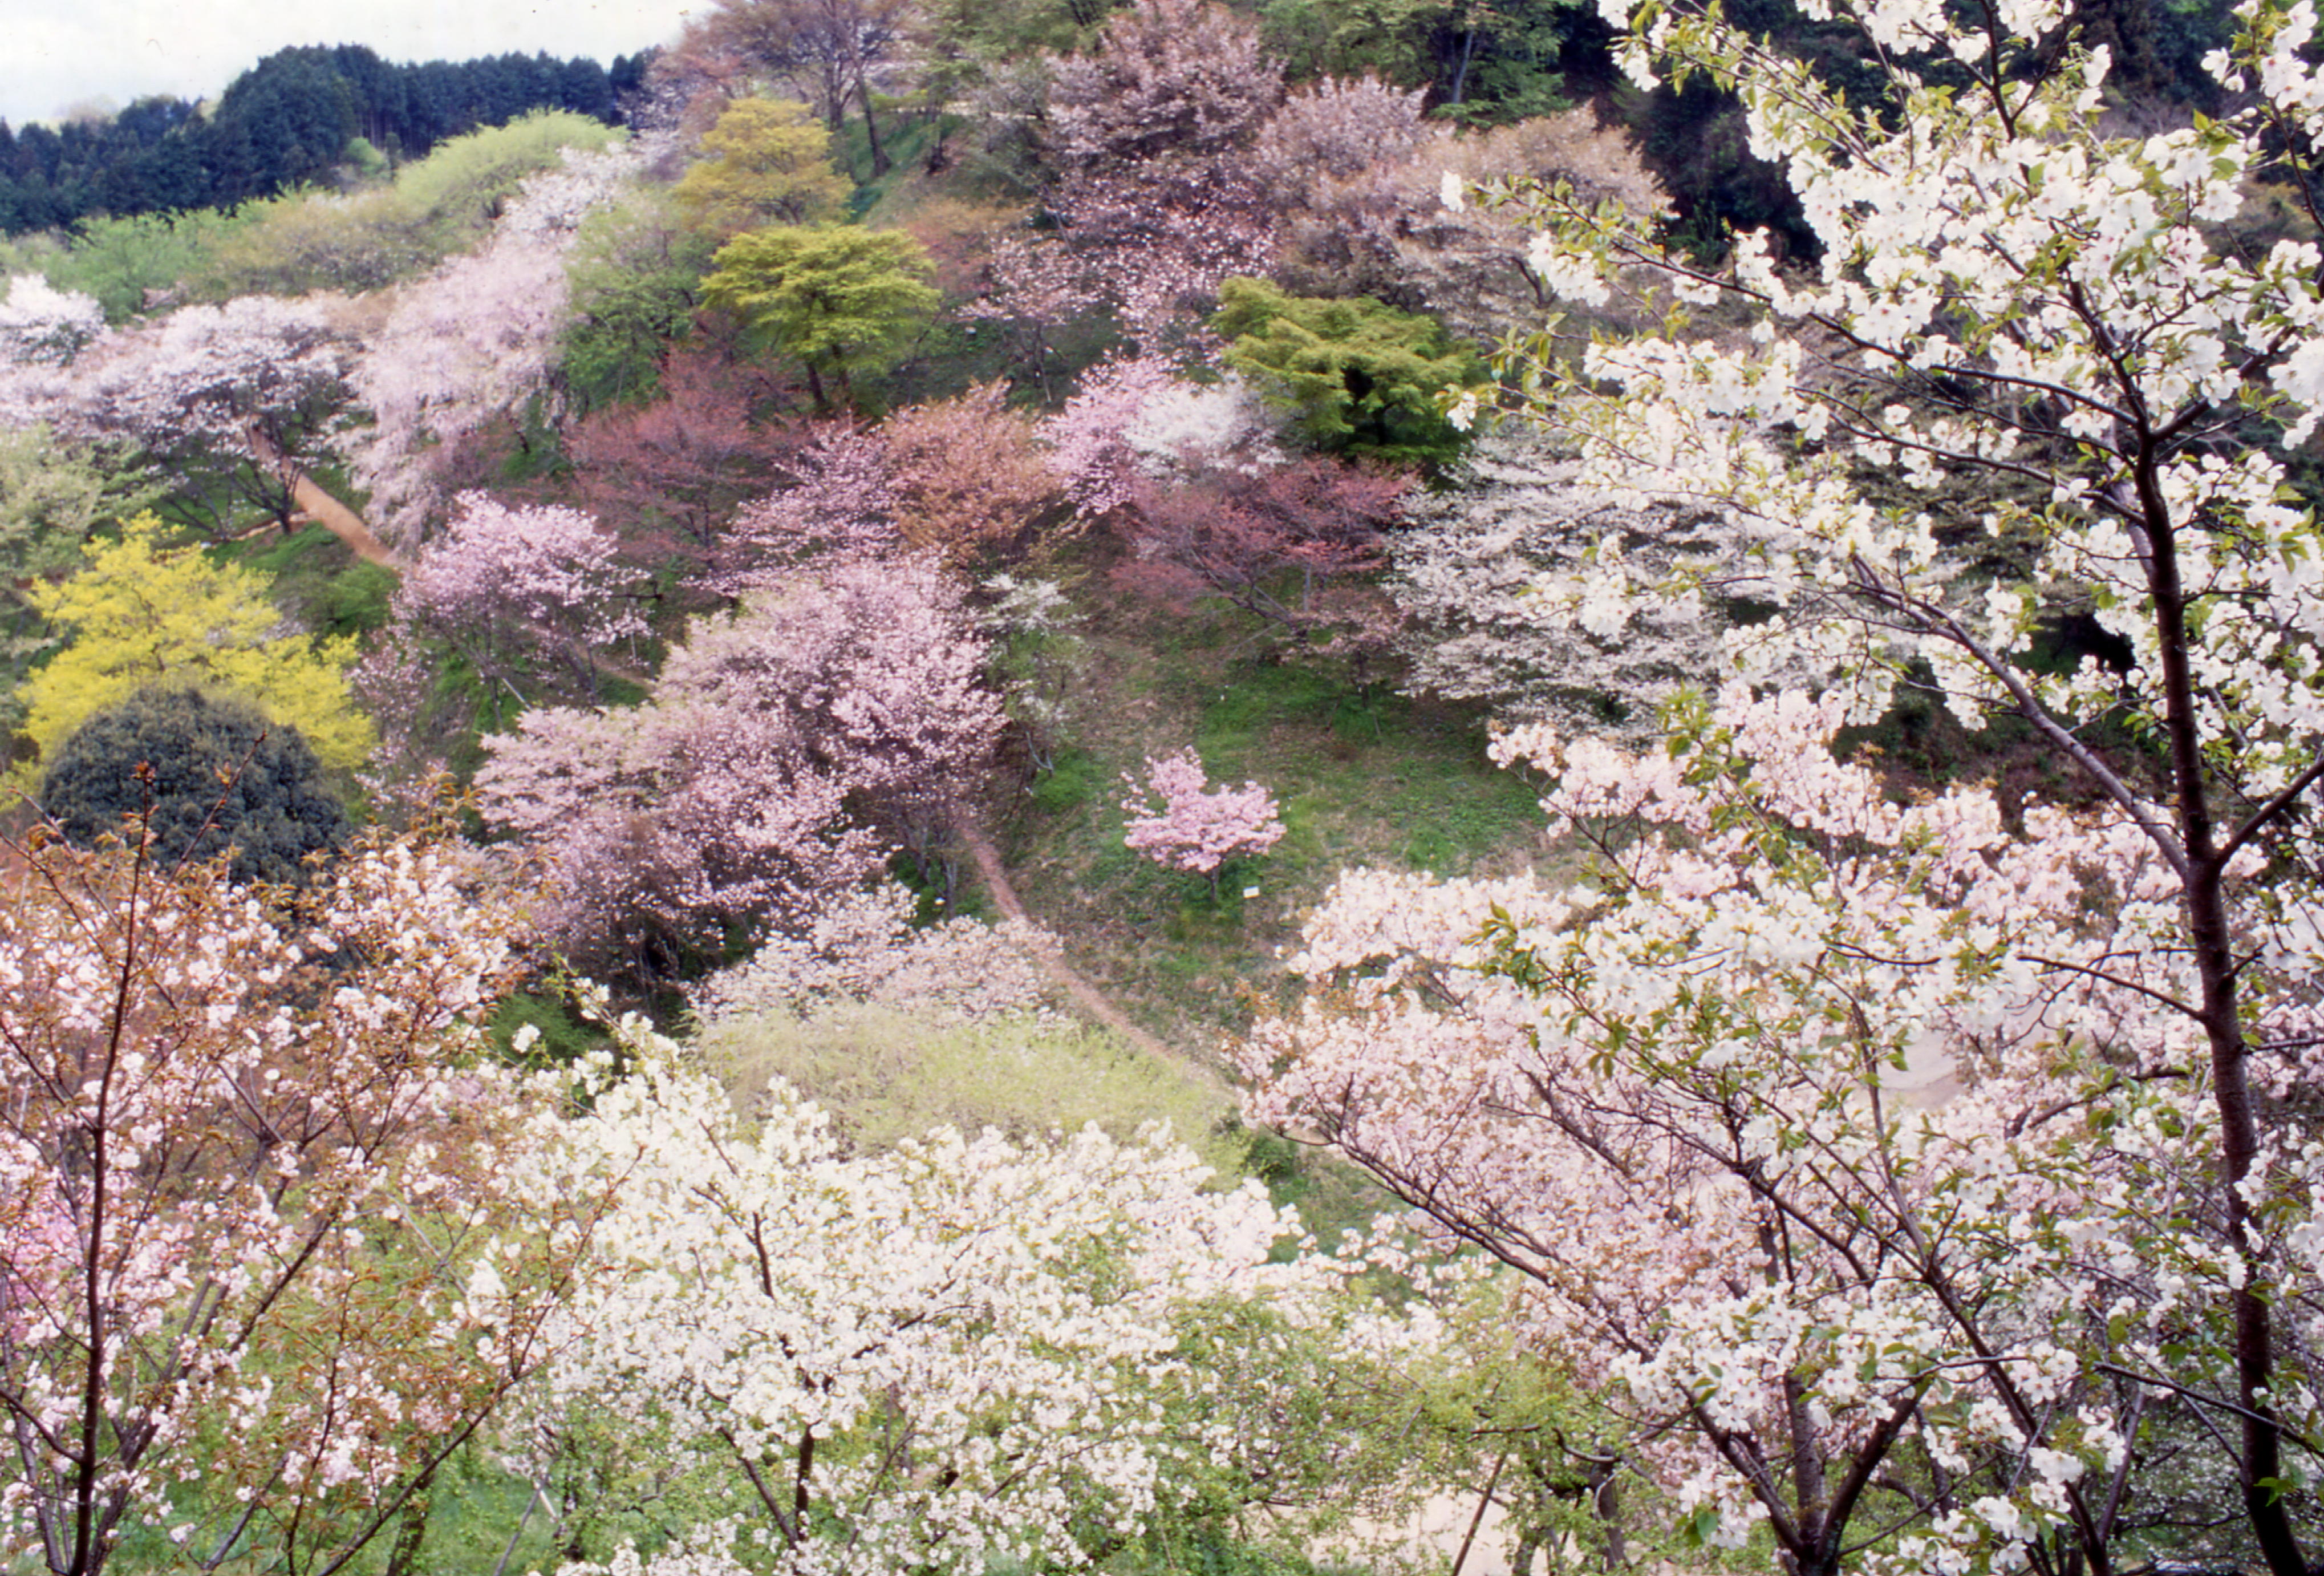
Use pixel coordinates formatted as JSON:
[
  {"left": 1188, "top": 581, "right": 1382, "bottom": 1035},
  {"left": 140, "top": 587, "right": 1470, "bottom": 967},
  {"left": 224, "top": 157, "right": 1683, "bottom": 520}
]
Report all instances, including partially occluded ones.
[
  {"left": 562, "top": 349, "right": 798, "bottom": 576},
  {"left": 883, "top": 382, "right": 1061, "bottom": 563},
  {"left": 1120, "top": 453, "right": 1407, "bottom": 638}
]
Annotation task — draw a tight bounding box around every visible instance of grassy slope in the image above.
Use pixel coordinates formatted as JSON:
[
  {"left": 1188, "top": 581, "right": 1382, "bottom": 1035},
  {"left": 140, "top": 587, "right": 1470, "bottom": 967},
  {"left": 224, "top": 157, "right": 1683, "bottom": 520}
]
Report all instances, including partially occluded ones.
[{"left": 991, "top": 569, "right": 1552, "bottom": 1064}]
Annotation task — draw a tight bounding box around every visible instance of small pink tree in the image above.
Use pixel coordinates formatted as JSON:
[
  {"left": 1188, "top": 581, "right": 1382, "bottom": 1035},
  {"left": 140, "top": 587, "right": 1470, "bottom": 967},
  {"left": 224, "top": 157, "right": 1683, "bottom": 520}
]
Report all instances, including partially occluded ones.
[{"left": 1120, "top": 747, "right": 1283, "bottom": 897}]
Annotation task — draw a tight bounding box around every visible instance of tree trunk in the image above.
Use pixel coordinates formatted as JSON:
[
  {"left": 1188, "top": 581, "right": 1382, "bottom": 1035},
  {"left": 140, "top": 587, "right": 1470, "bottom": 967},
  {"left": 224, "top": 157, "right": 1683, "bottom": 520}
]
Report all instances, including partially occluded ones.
[
  {"left": 858, "top": 76, "right": 889, "bottom": 177},
  {"left": 2134, "top": 439, "right": 2306, "bottom": 1576}
]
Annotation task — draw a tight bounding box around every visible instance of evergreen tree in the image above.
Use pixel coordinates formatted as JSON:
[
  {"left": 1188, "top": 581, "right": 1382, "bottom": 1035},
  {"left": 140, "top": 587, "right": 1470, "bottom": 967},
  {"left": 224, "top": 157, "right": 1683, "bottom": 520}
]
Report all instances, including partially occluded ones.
[
  {"left": 1212, "top": 276, "right": 1481, "bottom": 469},
  {"left": 40, "top": 686, "right": 351, "bottom": 885}
]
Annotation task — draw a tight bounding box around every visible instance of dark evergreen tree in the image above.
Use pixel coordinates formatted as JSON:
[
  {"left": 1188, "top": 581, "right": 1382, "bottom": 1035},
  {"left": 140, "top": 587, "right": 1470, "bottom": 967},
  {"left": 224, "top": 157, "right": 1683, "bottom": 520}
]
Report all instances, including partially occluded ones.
[{"left": 39, "top": 687, "right": 352, "bottom": 887}]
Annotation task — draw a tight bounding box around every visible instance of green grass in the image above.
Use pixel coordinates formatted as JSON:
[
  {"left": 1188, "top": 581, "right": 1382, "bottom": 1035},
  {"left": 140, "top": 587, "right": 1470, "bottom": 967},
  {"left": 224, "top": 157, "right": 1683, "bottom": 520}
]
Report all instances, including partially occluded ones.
[{"left": 995, "top": 578, "right": 1550, "bottom": 1058}]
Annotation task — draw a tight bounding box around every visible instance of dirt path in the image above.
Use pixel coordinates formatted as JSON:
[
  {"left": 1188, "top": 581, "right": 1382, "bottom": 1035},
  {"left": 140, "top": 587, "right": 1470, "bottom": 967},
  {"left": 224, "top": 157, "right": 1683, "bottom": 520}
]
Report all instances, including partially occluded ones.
[
  {"left": 956, "top": 821, "right": 1221, "bottom": 1086},
  {"left": 290, "top": 469, "right": 402, "bottom": 569},
  {"left": 246, "top": 427, "right": 404, "bottom": 570}
]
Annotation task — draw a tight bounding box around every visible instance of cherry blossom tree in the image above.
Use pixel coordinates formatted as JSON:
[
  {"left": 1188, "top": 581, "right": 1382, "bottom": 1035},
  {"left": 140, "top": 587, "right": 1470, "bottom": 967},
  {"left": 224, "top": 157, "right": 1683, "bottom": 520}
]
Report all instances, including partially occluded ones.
[
  {"left": 498, "top": 1015, "right": 1443, "bottom": 1576},
  {"left": 1041, "top": 355, "right": 1291, "bottom": 525},
  {"left": 1386, "top": 426, "right": 1795, "bottom": 733},
  {"left": 1039, "top": 352, "right": 1181, "bottom": 521},
  {"left": 3, "top": 294, "right": 352, "bottom": 534},
  {"left": 0, "top": 829, "right": 587, "bottom": 1576},
  {"left": 1042, "top": 0, "right": 1283, "bottom": 341},
  {"left": 340, "top": 143, "right": 636, "bottom": 545},
  {"left": 1245, "top": 74, "right": 1429, "bottom": 210},
  {"left": 881, "top": 382, "right": 1060, "bottom": 562},
  {"left": 1120, "top": 748, "right": 1284, "bottom": 897},
  {"left": 980, "top": 571, "right": 1088, "bottom": 774},
  {"left": 688, "top": 880, "right": 1066, "bottom": 1026},
  {"left": 1245, "top": 0, "right": 2324, "bottom": 1567},
  {"left": 962, "top": 234, "right": 1097, "bottom": 400},
  {"left": 474, "top": 552, "right": 1003, "bottom": 976},
  {"left": 395, "top": 493, "right": 650, "bottom": 707},
  {"left": 1272, "top": 111, "right": 1669, "bottom": 342},
  {"left": 0, "top": 277, "right": 103, "bottom": 368},
  {"left": 1044, "top": 0, "right": 1280, "bottom": 174},
  {"left": 712, "top": 423, "right": 901, "bottom": 591}
]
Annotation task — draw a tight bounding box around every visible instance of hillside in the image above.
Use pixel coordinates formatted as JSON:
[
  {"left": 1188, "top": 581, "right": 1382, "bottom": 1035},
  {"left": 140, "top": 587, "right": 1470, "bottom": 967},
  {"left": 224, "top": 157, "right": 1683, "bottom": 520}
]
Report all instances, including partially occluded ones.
[{"left": 0, "top": 0, "right": 2319, "bottom": 1573}]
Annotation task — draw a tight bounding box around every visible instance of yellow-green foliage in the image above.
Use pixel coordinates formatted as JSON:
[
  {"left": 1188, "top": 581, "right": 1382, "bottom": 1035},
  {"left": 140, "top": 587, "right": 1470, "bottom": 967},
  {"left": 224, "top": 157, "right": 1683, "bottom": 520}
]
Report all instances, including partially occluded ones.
[
  {"left": 700, "top": 223, "right": 938, "bottom": 410},
  {"left": 675, "top": 99, "right": 852, "bottom": 240},
  {"left": 391, "top": 112, "right": 623, "bottom": 234},
  {"left": 200, "top": 113, "right": 626, "bottom": 298},
  {"left": 21, "top": 513, "right": 375, "bottom": 773},
  {"left": 700, "top": 1004, "right": 1240, "bottom": 1173}
]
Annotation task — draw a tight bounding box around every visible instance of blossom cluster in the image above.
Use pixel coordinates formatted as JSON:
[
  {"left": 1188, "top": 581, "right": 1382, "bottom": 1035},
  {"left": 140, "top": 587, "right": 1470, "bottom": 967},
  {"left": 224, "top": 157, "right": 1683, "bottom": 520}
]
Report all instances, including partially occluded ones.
[
  {"left": 500, "top": 1021, "right": 1326, "bottom": 1576},
  {"left": 1120, "top": 748, "right": 1285, "bottom": 881}
]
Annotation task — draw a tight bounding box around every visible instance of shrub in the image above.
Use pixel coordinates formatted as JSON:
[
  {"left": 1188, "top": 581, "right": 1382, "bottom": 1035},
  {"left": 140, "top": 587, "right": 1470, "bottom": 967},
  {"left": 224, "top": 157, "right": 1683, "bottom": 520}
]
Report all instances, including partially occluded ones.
[
  {"left": 1212, "top": 276, "right": 1481, "bottom": 469},
  {"left": 39, "top": 686, "right": 351, "bottom": 885}
]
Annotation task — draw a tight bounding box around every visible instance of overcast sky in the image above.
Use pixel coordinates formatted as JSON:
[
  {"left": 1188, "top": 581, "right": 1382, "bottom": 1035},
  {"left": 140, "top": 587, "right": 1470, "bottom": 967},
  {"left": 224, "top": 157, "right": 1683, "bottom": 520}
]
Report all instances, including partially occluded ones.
[{"left": 1, "top": 0, "right": 702, "bottom": 128}]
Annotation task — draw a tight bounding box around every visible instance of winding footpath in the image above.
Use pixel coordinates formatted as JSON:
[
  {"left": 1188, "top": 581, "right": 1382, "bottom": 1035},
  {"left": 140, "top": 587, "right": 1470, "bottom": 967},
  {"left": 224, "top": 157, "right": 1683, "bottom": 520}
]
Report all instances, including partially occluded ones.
[{"left": 955, "top": 820, "right": 1220, "bottom": 1088}]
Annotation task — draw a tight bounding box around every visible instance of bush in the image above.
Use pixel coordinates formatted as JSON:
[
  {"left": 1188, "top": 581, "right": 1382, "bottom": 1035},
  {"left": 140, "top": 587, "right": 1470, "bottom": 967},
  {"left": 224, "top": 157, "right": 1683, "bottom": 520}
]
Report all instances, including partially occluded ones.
[
  {"left": 40, "top": 686, "right": 352, "bottom": 885},
  {"left": 1212, "top": 276, "right": 1481, "bottom": 469},
  {"left": 700, "top": 1003, "right": 1239, "bottom": 1171}
]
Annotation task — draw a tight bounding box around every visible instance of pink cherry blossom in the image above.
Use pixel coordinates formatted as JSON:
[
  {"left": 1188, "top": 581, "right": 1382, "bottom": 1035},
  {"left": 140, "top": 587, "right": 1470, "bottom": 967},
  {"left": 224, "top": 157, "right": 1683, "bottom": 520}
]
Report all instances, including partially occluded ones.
[{"left": 1120, "top": 748, "right": 1283, "bottom": 895}]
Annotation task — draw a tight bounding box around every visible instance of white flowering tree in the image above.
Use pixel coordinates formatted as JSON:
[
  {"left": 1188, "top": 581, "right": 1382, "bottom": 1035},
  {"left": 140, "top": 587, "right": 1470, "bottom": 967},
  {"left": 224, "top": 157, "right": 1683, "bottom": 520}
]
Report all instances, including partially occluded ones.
[
  {"left": 0, "top": 830, "right": 589, "bottom": 1576},
  {"left": 339, "top": 144, "right": 635, "bottom": 545},
  {"left": 501, "top": 1023, "right": 1441, "bottom": 1576},
  {"left": 0, "top": 277, "right": 103, "bottom": 368},
  {"left": 0, "top": 294, "right": 352, "bottom": 536},
  {"left": 1242, "top": 0, "right": 2324, "bottom": 1570}
]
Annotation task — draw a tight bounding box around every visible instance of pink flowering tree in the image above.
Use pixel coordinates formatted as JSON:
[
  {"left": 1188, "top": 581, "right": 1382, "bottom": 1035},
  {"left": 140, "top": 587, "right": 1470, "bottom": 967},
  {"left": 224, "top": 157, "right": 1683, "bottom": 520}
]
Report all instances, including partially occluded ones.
[
  {"left": 475, "top": 552, "right": 1003, "bottom": 977},
  {"left": 1038, "top": 352, "right": 1179, "bottom": 522},
  {"left": 1039, "top": 354, "right": 1288, "bottom": 526},
  {"left": 711, "top": 423, "right": 901, "bottom": 593},
  {"left": 1244, "top": 0, "right": 2324, "bottom": 1566},
  {"left": 1120, "top": 748, "right": 1283, "bottom": 898},
  {"left": 0, "top": 829, "right": 590, "bottom": 1576},
  {"left": 1041, "top": 0, "right": 1283, "bottom": 343},
  {"left": 340, "top": 145, "right": 636, "bottom": 545},
  {"left": 394, "top": 492, "right": 650, "bottom": 710},
  {"left": 962, "top": 234, "right": 1097, "bottom": 401}
]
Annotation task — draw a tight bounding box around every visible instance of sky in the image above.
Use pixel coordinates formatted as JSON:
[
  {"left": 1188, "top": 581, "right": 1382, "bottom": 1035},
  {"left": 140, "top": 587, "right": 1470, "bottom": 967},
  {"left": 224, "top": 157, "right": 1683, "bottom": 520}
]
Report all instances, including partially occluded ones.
[{"left": 0, "top": 0, "right": 703, "bottom": 128}]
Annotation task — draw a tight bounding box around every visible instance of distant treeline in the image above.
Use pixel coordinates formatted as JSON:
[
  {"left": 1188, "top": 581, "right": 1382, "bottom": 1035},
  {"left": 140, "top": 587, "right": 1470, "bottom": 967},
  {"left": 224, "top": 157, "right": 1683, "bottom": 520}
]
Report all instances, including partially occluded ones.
[{"left": 0, "top": 43, "right": 654, "bottom": 236}]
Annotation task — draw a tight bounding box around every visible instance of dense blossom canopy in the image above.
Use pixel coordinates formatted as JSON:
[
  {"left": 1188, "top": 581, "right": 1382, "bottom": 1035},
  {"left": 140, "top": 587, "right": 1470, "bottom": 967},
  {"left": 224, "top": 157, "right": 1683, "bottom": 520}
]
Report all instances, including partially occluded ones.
[{"left": 1242, "top": 0, "right": 2324, "bottom": 1567}]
